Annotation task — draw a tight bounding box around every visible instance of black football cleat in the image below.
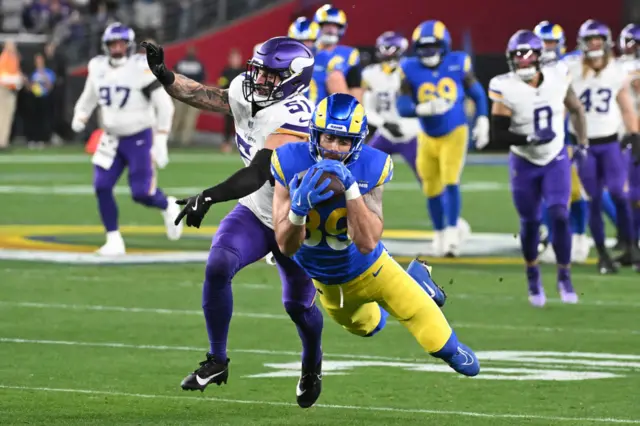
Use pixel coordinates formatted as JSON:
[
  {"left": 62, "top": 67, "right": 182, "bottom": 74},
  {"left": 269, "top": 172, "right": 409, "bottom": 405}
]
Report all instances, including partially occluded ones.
[
  {"left": 597, "top": 252, "right": 618, "bottom": 275},
  {"left": 181, "top": 354, "right": 229, "bottom": 392},
  {"left": 614, "top": 243, "right": 640, "bottom": 267},
  {"left": 296, "top": 361, "right": 322, "bottom": 409}
]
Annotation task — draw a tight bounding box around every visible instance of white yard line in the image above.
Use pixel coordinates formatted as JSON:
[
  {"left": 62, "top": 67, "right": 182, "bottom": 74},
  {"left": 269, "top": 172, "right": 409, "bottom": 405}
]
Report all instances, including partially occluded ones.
[
  {"left": 1, "top": 300, "right": 638, "bottom": 336},
  {"left": 0, "top": 384, "right": 637, "bottom": 423}
]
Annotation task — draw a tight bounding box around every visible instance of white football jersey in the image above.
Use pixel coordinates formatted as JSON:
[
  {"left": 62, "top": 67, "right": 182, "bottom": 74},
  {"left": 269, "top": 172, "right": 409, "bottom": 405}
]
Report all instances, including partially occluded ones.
[
  {"left": 619, "top": 56, "right": 640, "bottom": 113},
  {"left": 565, "top": 55, "right": 627, "bottom": 138},
  {"left": 361, "top": 63, "right": 420, "bottom": 142},
  {"left": 228, "top": 75, "right": 313, "bottom": 229},
  {"left": 489, "top": 65, "right": 570, "bottom": 166},
  {"left": 74, "top": 54, "right": 170, "bottom": 136}
]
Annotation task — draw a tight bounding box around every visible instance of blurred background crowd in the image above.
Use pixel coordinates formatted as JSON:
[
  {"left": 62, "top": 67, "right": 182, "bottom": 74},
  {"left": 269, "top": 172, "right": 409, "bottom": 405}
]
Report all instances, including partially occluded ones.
[{"left": 0, "top": 0, "right": 638, "bottom": 152}]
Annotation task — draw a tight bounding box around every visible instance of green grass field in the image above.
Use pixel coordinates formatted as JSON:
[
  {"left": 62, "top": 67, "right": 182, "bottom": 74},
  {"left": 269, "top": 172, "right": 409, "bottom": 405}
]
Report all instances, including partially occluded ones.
[{"left": 1, "top": 147, "right": 639, "bottom": 425}]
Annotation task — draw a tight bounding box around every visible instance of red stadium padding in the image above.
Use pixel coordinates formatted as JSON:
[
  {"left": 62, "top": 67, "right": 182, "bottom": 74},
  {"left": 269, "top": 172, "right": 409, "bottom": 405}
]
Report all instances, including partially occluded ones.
[{"left": 70, "top": 0, "right": 623, "bottom": 133}]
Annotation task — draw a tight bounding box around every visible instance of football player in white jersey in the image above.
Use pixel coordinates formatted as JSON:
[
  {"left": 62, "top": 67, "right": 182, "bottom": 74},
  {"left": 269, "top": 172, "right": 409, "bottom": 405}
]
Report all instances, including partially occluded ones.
[
  {"left": 565, "top": 19, "right": 640, "bottom": 273},
  {"left": 489, "top": 30, "right": 587, "bottom": 307},
  {"left": 71, "top": 23, "right": 179, "bottom": 256},
  {"left": 142, "top": 37, "right": 325, "bottom": 408},
  {"left": 619, "top": 23, "right": 640, "bottom": 253}
]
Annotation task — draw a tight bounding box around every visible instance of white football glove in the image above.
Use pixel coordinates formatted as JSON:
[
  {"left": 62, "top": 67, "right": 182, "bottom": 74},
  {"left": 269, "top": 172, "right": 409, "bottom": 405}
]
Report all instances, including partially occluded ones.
[
  {"left": 152, "top": 132, "right": 169, "bottom": 169},
  {"left": 71, "top": 116, "right": 86, "bottom": 133},
  {"left": 415, "top": 98, "right": 454, "bottom": 116},
  {"left": 472, "top": 116, "right": 490, "bottom": 150}
]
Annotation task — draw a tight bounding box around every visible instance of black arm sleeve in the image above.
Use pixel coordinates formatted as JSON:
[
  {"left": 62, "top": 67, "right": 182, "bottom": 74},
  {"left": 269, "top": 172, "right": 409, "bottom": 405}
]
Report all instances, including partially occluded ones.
[
  {"left": 345, "top": 65, "right": 362, "bottom": 88},
  {"left": 142, "top": 79, "right": 163, "bottom": 100},
  {"left": 491, "top": 115, "right": 530, "bottom": 148},
  {"left": 201, "top": 148, "right": 274, "bottom": 203}
]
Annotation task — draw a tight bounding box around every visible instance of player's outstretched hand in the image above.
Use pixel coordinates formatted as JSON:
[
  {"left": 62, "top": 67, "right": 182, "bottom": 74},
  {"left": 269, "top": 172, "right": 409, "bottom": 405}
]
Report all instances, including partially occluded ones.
[
  {"left": 174, "top": 193, "right": 212, "bottom": 228},
  {"left": 622, "top": 133, "right": 640, "bottom": 165},
  {"left": 572, "top": 145, "right": 589, "bottom": 165},
  {"left": 289, "top": 171, "right": 334, "bottom": 217},
  {"left": 314, "top": 159, "right": 356, "bottom": 189},
  {"left": 382, "top": 122, "right": 403, "bottom": 139},
  {"left": 140, "top": 41, "right": 175, "bottom": 85}
]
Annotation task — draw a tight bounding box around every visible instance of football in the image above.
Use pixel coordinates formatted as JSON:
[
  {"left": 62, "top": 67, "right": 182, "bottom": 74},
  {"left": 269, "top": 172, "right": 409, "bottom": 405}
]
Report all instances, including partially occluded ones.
[{"left": 297, "top": 168, "right": 345, "bottom": 205}]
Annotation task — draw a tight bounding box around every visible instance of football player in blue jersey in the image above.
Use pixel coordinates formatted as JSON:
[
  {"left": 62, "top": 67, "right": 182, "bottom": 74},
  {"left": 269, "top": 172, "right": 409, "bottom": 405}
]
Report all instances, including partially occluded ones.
[
  {"left": 270, "top": 94, "right": 479, "bottom": 392},
  {"left": 533, "top": 21, "right": 591, "bottom": 263},
  {"left": 308, "top": 4, "right": 362, "bottom": 105},
  {"left": 397, "top": 20, "right": 489, "bottom": 257},
  {"left": 288, "top": 17, "right": 320, "bottom": 50}
]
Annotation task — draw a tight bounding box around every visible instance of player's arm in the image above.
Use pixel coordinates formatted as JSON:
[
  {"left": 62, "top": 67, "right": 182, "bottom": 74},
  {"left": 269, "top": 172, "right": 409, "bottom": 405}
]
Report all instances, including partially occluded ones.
[
  {"left": 361, "top": 74, "right": 384, "bottom": 128},
  {"left": 345, "top": 49, "right": 363, "bottom": 102},
  {"left": 146, "top": 80, "right": 174, "bottom": 136},
  {"left": 346, "top": 185, "right": 384, "bottom": 254},
  {"left": 72, "top": 71, "right": 99, "bottom": 130},
  {"left": 489, "top": 100, "right": 530, "bottom": 147},
  {"left": 142, "top": 40, "right": 232, "bottom": 115},
  {"left": 272, "top": 176, "right": 305, "bottom": 257},
  {"left": 327, "top": 70, "right": 350, "bottom": 96},
  {"left": 617, "top": 84, "right": 639, "bottom": 133},
  {"left": 563, "top": 86, "right": 588, "bottom": 146},
  {"left": 395, "top": 71, "right": 418, "bottom": 118},
  {"left": 462, "top": 60, "right": 489, "bottom": 118}
]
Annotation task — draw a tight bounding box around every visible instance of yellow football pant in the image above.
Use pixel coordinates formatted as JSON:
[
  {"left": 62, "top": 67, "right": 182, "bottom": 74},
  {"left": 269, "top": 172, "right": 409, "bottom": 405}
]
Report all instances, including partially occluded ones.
[{"left": 312, "top": 251, "right": 452, "bottom": 353}]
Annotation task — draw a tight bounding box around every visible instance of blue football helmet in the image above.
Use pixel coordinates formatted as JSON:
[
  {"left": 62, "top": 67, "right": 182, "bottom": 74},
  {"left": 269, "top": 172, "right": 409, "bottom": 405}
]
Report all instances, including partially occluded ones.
[
  {"left": 309, "top": 93, "right": 368, "bottom": 165},
  {"left": 313, "top": 4, "right": 347, "bottom": 46},
  {"left": 533, "top": 21, "right": 566, "bottom": 63},
  {"left": 102, "top": 22, "right": 135, "bottom": 66},
  {"left": 411, "top": 20, "right": 452, "bottom": 67},
  {"left": 288, "top": 17, "right": 320, "bottom": 49}
]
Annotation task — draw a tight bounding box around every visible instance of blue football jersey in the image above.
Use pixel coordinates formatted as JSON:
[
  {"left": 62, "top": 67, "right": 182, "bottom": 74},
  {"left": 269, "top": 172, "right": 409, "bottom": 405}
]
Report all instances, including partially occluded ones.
[
  {"left": 399, "top": 51, "right": 470, "bottom": 137},
  {"left": 309, "top": 45, "right": 360, "bottom": 105},
  {"left": 271, "top": 142, "right": 393, "bottom": 284}
]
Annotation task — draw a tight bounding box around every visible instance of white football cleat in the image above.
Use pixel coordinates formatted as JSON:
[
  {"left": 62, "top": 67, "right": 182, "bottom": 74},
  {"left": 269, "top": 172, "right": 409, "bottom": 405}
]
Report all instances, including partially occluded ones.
[
  {"left": 571, "top": 234, "right": 590, "bottom": 264},
  {"left": 163, "top": 196, "right": 184, "bottom": 241},
  {"left": 431, "top": 231, "right": 445, "bottom": 257},
  {"left": 457, "top": 217, "right": 471, "bottom": 244},
  {"left": 444, "top": 226, "right": 460, "bottom": 257},
  {"left": 96, "top": 231, "right": 126, "bottom": 256}
]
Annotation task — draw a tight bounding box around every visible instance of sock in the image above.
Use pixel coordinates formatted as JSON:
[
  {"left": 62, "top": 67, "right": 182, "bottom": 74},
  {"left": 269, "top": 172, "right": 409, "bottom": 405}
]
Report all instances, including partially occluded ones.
[
  {"left": 602, "top": 190, "right": 617, "bottom": 226},
  {"left": 202, "top": 248, "right": 238, "bottom": 361},
  {"left": 588, "top": 196, "right": 606, "bottom": 248},
  {"left": 570, "top": 199, "right": 588, "bottom": 235},
  {"left": 132, "top": 188, "right": 169, "bottom": 209},
  {"left": 557, "top": 266, "right": 570, "bottom": 283},
  {"left": 445, "top": 184, "right": 461, "bottom": 228},
  {"left": 541, "top": 202, "right": 553, "bottom": 241},
  {"left": 285, "top": 302, "right": 324, "bottom": 368},
  {"left": 96, "top": 188, "right": 118, "bottom": 232},
  {"left": 520, "top": 219, "right": 540, "bottom": 262},
  {"left": 611, "top": 193, "right": 634, "bottom": 242},
  {"left": 427, "top": 194, "right": 446, "bottom": 231},
  {"left": 548, "top": 205, "right": 571, "bottom": 266}
]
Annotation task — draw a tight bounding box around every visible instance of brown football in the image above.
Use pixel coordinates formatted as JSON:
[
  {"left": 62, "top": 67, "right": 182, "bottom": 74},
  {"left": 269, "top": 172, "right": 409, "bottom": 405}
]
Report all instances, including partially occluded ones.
[{"left": 297, "top": 168, "right": 345, "bottom": 206}]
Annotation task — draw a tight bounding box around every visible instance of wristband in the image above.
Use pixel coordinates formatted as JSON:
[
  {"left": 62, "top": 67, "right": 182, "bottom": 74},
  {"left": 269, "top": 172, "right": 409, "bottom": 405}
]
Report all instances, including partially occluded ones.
[
  {"left": 288, "top": 210, "right": 306, "bottom": 226},
  {"left": 345, "top": 182, "right": 361, "bottom": 201},
  {"left": 158, "top": 67, "right": 175, "bottom": 86}
]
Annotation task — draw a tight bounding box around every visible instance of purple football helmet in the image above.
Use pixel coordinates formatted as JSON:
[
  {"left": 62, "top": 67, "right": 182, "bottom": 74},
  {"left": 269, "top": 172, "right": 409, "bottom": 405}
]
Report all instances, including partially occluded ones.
[
  {"left": 375, "top": 31, "right": 409, "bottom": 62},
  {"left": 101, "top": 22, "right": 135, "bottom": 66},
  {"left": 506, "top": 30, "right": 543, "bottom": 81},
  {"left": 242, "top": 36, "right": 314, "bottom": 107},
  {"left": 577, "top": 19, "right": 613, "bottom": 59},
  {"left": 619, "top": 23, "right": 640, "bottom": 58}
]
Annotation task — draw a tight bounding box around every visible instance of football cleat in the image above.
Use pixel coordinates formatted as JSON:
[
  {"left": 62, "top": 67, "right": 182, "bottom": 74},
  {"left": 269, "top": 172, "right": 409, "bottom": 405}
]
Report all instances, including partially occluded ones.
[
  {"left": 96, "top": 231, "right": 126, "bottom": 256},
  {"left": 181, "top": 354, "right": 229, "bottom": 392},
  {"left": 296, "top": 361, "right": 322, "bottom": 408},
  {"left": 445, "top": 343, "right": 480, "bottom": 377},
  {"left": 407, "top": 259, "right": 447, "bottom": 307},
  {"left": 597, "top": 252, "right": 618, "bottom": 275},
  {"left": 443, "top": 226, "right": 460, "bottom": 257},
  {"left": 431, "top": 231, "right": 445, "bottom": 257},
  {"left": 527, "top": 275, "right": 546, "bottom": 308}
]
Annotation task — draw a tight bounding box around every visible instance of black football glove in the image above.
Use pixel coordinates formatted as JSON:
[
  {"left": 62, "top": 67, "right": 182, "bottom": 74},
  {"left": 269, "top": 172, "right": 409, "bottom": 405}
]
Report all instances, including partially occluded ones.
[
  {"left": 622, "top": 133, "right": 640, "bottom": 165},
  {"left": 174, "top": 192, "right": 213, "bottom": 228},
  {"left": 383, "top": 122, "right": 404, "bottom": 139},
  {"left": 140, "top": 41, "right": 175, "bottom": 85}
]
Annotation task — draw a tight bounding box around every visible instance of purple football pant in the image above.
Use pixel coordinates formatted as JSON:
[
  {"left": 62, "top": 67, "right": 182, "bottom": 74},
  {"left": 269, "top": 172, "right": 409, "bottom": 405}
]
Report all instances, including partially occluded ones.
[
  {"left": 368, "top": 131, "right": 419, "bottom": 181},
  {"left": 202, "top": 204, "right": 323, "bottom": 368},
  {"left": 628, "top": 149, "right": 640, "bottom": 241},
  {"left": 93, "top": 128, "right": 168, "bottom": 232},
  {"left": 578, "top": 142, "right": 634, "bottom": 247},
  {"left": 509, "top": 148, "right": 572, "bottom": 266}
]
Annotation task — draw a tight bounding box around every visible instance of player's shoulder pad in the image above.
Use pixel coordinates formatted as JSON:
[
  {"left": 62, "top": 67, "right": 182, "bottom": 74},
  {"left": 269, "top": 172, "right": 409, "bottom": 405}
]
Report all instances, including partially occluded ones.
[
  {"left": 488, "top": 72, "right": 511, "bottom": 102},
  {"left": 271, "top": 142, "right": 315, "bottom": 188},
  {"left": 355, "top": 145, "right": 393, "bottom": 191},
  {"left": 228, "top": 73, "right": 246, "bottom": 101},
  {"left": 345, "top": 46, "right": 360, "bottom": 66},
  {"left": 327, "top": 51, "right": 346, "bottom": 73},
  {"left": 448, "top": 51, "right": 472, "bottom": 73},
  {"left": 87, "top": 55, "right": 108, "bottom": 74},
  {"left": 272, "top": 96, "right": 313, "bottom": 139},
  {"left": 360, "top": 63, "right": 378, "bottom": 87}
]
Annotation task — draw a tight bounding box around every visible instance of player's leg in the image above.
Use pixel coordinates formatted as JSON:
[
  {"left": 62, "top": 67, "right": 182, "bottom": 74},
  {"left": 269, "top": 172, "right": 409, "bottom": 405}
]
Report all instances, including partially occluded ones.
[
  {"left": 626, "top": 153, "right": 640, "bottom": 272},
  {"left": 601, "top": 143, "right": 639, "bottom": 266},
  {"left": 416, "top": 132, "right": 446, "bottom": 256},
  {"left": 270, "top": 249, "right": 324, "bottom": 408},
  {"left": 395, "top": 137, "right": 421, "bottom": 183},
  {"left": 569, "top": 164, "right": 590, "bottom": 263},
  {"left": 406, "top": 258, "right": 447, "bottom": 307},
  {"left": 439, "top": 125, "right": 469, "bottom": 257},
  {"left": 601, "top": 189, "right": 618, "bottom": 230},
  {"left": 123, "top": 128, "right": 183, "bottom": 241},
  {"left": 181, "top": 204, "right": 272, "bottom": 391},
  {"left": 578, "top": 145, "right": 617, "bottom": 273},
  {"left": 509, "top": 153, "right": 545, "bottom": 306},
  {"left": 370, "top": 252, "right": 479, "bottom": 377},
  {"left": 93, "top": 153, "right": 126, "bottom": 255},
  {"left": 542, "top": 150, "right": 576, "bottom": 303}
]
